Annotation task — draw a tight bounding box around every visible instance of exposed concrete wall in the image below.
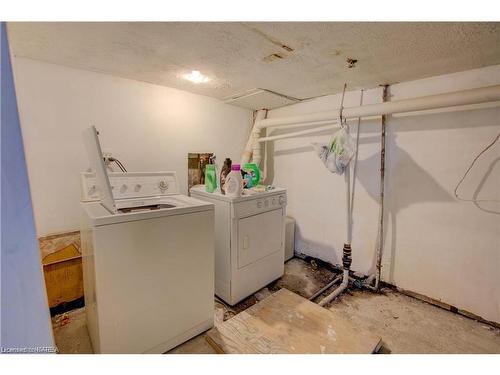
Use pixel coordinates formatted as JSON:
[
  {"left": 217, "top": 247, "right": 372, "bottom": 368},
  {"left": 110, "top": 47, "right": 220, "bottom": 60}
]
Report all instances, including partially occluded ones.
[
  {"left": 11, "top": 57, "right": 254, "bottom": 236},
  {"left": 267, "top": 65, "right": 500, "bottom": 323}
]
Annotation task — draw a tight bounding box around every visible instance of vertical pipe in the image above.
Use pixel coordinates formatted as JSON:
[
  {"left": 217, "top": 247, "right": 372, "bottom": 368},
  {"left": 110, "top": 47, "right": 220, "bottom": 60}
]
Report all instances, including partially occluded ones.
[
  {"left": 241, "top": 109, "right": 267, "bottom": 166},
  {"left": 374, "top": 85, "right": 388, "bottom": 290},
  {"left": 350, "top": 90, "right": 364, "bottom": 237},
  {"left": 345, "top": 134, "right": 352, "bottom": 245},
  {"left": 318, "top": 85, "right": 353, "bottom": 307}
]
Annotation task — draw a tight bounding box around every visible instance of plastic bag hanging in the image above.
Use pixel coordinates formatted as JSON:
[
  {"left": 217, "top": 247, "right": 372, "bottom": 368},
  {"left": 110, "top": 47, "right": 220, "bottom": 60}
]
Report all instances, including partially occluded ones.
[{"left": 312, "top": 126, "right": 355, "bottom": 175}]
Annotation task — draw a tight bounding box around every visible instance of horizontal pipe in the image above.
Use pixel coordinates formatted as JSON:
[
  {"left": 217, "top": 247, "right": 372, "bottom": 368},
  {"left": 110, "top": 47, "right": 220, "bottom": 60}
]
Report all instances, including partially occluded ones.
[
  {"left": 256, "top": 85, "right": 500, "bottom": 129},
  {"left": 318, "top": 269, "right": 349, "bottom": 307},
  {"left": 392, "top": 100, "right": 500, "bottom": 118},
  {"left": 263, "top": 115, "right": 381, "bottom": 130},
  {"left": 258, "top": 122, "right": 339, "bottom": 142},
  {"left": 266, "top": 119, "right": 337, "bottom": 130},
  {"left": 309, "top": 275, "right": 343, "bottom": 301}
]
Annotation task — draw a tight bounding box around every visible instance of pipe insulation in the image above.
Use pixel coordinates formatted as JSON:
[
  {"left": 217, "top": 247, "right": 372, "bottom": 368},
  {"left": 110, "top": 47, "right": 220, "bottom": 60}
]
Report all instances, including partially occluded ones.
[
  {"left": 240, "top": 109, "right": 267, "bottom": 165},
  {"left": 258, "top": 122, "right": 339, "bottom": 142},
  {"left": 255, "top": 84, "right": 500, "bottom": 129},
  {"left": 243, "top": 84, "right": 500, "bottom": 176}
]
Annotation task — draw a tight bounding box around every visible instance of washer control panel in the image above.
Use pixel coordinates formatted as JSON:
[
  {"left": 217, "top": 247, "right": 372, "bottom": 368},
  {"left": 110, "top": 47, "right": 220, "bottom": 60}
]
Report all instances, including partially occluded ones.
[{"left": 81, "top": 171, "right": 179, "bottom": 201}]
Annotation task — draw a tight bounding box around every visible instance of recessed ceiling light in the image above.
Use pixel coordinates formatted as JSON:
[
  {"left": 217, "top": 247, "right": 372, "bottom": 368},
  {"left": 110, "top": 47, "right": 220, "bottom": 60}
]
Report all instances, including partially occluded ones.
[{"left": 183, "top": 70, "right": 211, "bottom": 84}]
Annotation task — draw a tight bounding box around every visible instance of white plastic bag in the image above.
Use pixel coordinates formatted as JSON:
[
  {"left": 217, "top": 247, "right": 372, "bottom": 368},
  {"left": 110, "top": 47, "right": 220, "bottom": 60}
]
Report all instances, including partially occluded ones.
[{"left": 312, "top": 127, "right": 355, "bottom": 175}]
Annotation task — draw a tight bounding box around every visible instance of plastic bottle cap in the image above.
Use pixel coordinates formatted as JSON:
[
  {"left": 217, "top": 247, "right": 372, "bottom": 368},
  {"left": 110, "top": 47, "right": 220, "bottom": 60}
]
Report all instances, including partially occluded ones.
[{"left": 231, "top": 164, "right": 241, "bottom": 171}]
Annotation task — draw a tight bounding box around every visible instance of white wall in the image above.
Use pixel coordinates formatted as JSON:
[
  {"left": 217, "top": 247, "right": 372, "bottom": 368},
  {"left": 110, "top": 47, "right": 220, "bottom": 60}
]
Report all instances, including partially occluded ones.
[
  {"left": 267, "top": 65, "right": 500, "bottom": 323},
  {"left": 11, "top": 55, "right": 500, "bottom": 323},
  {"left": 11, "top": 57, "right": 253, "bottom": 236}
]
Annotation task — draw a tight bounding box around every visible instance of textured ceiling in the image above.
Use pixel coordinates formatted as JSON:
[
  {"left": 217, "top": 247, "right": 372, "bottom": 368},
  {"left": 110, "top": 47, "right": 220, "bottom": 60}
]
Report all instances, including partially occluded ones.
[{"left": 7, "top": 22, "right": 500, "bottom": 104}]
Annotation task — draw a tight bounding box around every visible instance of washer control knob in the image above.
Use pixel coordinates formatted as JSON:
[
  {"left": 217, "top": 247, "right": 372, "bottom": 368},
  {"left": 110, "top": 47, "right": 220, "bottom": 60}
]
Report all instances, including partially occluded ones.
[
  {"left": 158, "top": 180, "right": 168, "bottom": 191},
  {"left": 134, "top": 184, "right": 142, "bottom": 192},
  {"left": 257, "top": 201, "right": 263, "bottom": 209},
  {"left": 279, "top": 196, "right": 286, "bottom": 205},
  {"left": 120, "top": 184, "right": 128, "bottom": 193},
  {"left": 272, "top": 197, "right": 277, "bottom": 205}
]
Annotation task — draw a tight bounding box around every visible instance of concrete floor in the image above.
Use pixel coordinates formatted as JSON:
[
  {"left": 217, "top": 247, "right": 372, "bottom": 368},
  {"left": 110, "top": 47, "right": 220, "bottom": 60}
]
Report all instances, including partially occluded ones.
[{"left": 52, "top": 258, "right": 500, "bottom": 354}]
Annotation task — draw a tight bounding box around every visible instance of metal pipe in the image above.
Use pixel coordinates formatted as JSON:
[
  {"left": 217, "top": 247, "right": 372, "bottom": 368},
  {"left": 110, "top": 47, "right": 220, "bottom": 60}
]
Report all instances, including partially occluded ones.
[
  {"left": 309, "top": 274, "right": 343, "bottom": 301},
  {"left": 255, "top": 85, "right": 500, "bottom": 129},
  {"left": 373, "top": 86, "right": 388, "bottom": 290},
  {"left": 318, "top": 269, "right": 349, "bottom": 306}
]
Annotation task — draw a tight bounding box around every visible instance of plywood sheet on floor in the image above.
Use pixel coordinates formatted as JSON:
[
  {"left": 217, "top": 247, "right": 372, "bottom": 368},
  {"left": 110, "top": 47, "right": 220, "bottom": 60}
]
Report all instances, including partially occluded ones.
[{"left": 206, "top": 288, "right": 381, "bottom": 354}]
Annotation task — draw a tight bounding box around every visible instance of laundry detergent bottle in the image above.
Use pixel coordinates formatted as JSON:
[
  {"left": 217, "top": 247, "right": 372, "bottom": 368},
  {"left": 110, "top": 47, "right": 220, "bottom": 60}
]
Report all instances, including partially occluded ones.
[
  {"left": 219, "top": 158, "right": 232, "bottom": 195},
  {"left": 225, "top": 164, "right": 243, "bottom": 197},
  {"left": 204, "top": 164, "right": 217, "bottom": 193},
  {"left": 242, "top": 163, "right": 261, "bottom": 188}
]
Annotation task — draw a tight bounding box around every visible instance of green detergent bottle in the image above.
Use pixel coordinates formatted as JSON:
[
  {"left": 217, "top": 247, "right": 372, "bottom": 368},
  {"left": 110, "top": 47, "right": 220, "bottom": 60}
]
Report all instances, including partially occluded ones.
[
  {"left": 243, "top": 163, "right": 261, "bottom": 188},
  {"left": 205, "top": 164, "right": 217, "bottom": 193}
]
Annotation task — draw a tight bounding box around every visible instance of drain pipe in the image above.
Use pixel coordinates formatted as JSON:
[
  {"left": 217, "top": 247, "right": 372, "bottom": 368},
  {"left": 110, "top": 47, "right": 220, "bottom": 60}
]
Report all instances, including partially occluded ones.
[
  {"left": 318, "top": 247, "right": 352, "bottom": 306},
  {"left": 317, "top": 137, "right": 354, "bottom": 306},
  {"left": 318, "top": 86, "right": 353, "bottom": 307},
  {"left": 318, "top": 166, "right": 352, "bottom": 306}
]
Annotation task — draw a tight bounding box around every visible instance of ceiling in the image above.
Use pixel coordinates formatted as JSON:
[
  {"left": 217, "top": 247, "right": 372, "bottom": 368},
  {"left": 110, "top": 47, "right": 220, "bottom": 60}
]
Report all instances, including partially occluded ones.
[{"left": 7, "top": 22, "right": 500, "bottom": 109}]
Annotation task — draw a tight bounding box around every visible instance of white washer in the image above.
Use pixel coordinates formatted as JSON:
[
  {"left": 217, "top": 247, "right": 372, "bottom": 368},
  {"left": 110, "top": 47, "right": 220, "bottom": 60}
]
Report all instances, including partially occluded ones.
[
  {"left": 80, "top": 127, "right": 214, "bottom": 353},
  {"left": 190, "top": 186, "right": 286, "bottom": 305}
]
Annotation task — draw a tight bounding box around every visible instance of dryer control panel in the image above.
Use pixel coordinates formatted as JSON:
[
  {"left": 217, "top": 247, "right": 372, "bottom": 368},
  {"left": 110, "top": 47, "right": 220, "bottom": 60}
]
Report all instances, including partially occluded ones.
[
  {"left": 81, "top": 171, "right": 179, "bottom": 202},
  {"left": 232, "top": 192, "right": 287, "bottom": 218}
]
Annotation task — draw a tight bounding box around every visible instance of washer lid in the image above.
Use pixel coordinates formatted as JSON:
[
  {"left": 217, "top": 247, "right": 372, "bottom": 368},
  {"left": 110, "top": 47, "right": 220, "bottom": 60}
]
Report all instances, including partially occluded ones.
[
  {"left": 81, "top": 194, "right": 213, "bottom": 226},
  {"left": 82, "top": 126, "right": 116, "bottom": 214}
]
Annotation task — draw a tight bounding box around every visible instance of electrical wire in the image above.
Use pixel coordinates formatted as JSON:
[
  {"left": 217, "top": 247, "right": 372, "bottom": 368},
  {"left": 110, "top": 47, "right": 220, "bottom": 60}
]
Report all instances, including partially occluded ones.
[
  {"left": 454, "top": 130, "right": 500, "bottom": 203},
  {"left": 116, "top": 159, "right": 127, "bottom": 172},
  {"left": 111, "top": 157, "right": 127, "bottom": 172}
]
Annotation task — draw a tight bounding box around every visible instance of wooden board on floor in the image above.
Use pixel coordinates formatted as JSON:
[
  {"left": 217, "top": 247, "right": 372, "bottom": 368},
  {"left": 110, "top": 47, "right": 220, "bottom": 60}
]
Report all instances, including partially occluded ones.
[{"left": 206, "top": 288, "right": 381, "bottom": 354}]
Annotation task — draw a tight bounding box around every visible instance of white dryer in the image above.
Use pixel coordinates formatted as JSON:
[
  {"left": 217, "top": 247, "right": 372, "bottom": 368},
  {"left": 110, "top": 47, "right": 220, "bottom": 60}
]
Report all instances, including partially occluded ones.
[
  {"left": 80, "top": 127, "right": 214, "bottom": 353},
  {"left": 190, "top": 186, "right": 286, "bottom": 305}
]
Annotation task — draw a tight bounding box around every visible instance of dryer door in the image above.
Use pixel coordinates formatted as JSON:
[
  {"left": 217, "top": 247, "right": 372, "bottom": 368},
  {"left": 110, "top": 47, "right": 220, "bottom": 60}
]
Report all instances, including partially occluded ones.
[{"left": 237, "top": 208, "right": 283, "bottom": 269}]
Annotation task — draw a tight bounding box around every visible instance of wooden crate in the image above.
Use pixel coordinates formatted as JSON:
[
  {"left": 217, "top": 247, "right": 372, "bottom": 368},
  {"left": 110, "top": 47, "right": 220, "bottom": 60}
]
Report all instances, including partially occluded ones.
[{"left": 40, "top": 232, "right": 84, "bottom": 309}]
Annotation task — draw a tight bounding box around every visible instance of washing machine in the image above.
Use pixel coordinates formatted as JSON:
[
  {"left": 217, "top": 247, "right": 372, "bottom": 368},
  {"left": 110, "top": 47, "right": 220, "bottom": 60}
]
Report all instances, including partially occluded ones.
[
  {"left": 190, "top": 186, "right": 286, "bottom": 305},
  {"left": 80, "top": 127, "right": 214, "bottom": 353}
]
